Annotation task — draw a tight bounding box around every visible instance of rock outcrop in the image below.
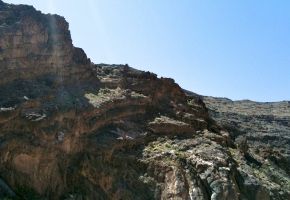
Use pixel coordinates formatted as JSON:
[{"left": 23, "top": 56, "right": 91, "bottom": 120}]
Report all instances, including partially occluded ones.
[
  {"left": 202, "top": 97, "right": 290, "bottom": 200},
  {"left": 0, "top": 1, "right": 289, "bottom": 199},
  {"left": 0, "top": 0, "right": 92, "bottom": 86}
]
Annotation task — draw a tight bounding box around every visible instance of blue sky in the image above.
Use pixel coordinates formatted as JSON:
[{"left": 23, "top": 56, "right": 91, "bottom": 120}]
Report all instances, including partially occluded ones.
[{"left": 5, "top": 0, "right": 290, "bottom": 102}]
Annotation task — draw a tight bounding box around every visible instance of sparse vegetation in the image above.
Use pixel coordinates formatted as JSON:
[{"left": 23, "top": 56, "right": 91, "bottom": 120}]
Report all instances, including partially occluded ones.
[
  {"left": 150, "top": 116, "right": 188, "bottom": 126},
  {"left": 85, "top": 87, "right": 146, "bottom": 108},
  {"left": 143, "top": 139, "right": 189, "bottom": 165}
]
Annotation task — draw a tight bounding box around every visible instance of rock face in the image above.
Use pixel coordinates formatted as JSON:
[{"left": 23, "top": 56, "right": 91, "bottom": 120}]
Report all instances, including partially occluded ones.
[
  {"left": 0, "top": 0, "right": 91, "bottom": 86},
  {"left": 0, "top": 1, "right": 289, "bottom": 199},
  {"left": 203, "top": 97, "right": 290, "bottom": 199}
]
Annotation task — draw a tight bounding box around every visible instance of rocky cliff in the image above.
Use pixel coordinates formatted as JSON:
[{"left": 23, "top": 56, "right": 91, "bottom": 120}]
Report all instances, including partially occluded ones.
[
  {"left": 0, "top": 1, "right": 289, "bottom": 199},
  {"left": 203, "top": 97, "right": 290, "bottom": 199}
]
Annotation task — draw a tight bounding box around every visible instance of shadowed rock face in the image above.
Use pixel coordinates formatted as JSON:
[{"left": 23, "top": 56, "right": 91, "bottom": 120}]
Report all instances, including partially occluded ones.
[{"left": 0, "top": 1, "right": 289, "bottom": 199}]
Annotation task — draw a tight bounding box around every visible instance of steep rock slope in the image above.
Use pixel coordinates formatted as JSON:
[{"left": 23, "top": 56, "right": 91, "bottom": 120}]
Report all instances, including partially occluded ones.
[
  {"left": 203, "top": 97, "right": 290, "bottom": 199},
  {"left": 0, "top": 1, "right": 289, "bottom": 199}
]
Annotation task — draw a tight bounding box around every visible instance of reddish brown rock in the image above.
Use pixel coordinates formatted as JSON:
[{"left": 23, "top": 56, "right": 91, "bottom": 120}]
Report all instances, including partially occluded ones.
[{"left": 0, "top": 1, "right": 289, "bottom": 200}]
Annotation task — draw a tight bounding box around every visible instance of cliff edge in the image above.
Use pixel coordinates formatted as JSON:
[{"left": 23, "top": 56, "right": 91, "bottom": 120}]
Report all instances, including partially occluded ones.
[{"left": 0, "top": 1, "right": 289, "bottom": 199}]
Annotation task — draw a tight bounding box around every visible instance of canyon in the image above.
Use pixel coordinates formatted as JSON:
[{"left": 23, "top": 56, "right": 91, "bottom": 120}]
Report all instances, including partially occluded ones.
[{"left": 0, "top": 1, "right": 289, "bottom": 199}]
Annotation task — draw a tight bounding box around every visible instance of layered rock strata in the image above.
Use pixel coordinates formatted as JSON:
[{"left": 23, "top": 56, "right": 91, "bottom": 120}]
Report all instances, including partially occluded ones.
[{"left": 0, "top": 1, "right": 289, "bottom": 199}]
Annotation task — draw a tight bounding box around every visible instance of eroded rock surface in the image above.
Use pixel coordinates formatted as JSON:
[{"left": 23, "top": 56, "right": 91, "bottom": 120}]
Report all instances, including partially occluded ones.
[
  {"left": 0, "top": 1, "right": 289, "bottom": 199},
  {"left": 203, "top": 96, "right": 290, "bottom": 200}
]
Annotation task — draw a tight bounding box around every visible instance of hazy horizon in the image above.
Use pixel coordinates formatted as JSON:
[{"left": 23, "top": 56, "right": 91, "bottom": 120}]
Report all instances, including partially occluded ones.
[{"left": 4, "top": 0, "right": 290, "bottom": 102}]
